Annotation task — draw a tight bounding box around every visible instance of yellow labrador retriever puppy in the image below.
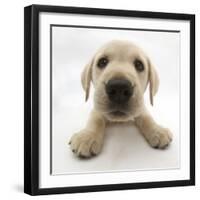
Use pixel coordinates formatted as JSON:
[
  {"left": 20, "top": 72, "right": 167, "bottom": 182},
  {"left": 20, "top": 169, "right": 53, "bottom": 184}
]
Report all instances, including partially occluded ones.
[{"left": 69, "top": 40, "right": 172, "bottom": 158}]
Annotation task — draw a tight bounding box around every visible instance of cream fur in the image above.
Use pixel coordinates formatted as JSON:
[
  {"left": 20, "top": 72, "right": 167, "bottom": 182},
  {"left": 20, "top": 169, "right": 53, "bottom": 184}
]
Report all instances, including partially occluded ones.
[{"left": 69, "top": 40, "right": 172, "bottom": 158}]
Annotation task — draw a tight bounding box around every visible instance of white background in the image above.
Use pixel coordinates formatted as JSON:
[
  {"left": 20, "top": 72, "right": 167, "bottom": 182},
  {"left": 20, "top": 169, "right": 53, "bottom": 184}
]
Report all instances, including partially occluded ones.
[
  {"left": 52, "top": 26, "right": 180, "bottom": 174},
  {"left": 0, "top": 0, "right": 199, "bottom": 199}
]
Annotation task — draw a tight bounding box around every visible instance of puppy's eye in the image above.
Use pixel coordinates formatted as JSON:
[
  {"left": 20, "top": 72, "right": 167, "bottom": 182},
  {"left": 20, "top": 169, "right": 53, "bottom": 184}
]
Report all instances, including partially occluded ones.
[
  {"left": 97, "top": 57, "right": 109, "bottom": 68},
  {"left": 134, "top": 59, "right": 144, "bottom": 72}
]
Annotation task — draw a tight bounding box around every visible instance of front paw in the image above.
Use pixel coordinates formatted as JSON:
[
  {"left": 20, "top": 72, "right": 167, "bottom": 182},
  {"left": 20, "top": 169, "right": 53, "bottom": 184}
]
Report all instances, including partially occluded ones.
[
  {"left": 69, "top": 130, "right": 103, "bottom": 158},
  {"left": 147, "top": 127, "right": 173, "bottom": 149}
]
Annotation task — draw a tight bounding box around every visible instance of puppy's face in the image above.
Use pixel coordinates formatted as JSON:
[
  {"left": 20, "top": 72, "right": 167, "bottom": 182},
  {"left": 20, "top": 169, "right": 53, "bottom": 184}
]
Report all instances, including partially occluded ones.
[{"left": 81, "top": 40, "right": 159, "bottom": 122}]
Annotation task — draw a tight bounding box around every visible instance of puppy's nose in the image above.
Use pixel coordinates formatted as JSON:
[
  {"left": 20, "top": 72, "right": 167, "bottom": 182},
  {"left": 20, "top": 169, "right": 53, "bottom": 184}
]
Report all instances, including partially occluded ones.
[{"left": 106, "top": 79, "right": 133, "bottom": 104}]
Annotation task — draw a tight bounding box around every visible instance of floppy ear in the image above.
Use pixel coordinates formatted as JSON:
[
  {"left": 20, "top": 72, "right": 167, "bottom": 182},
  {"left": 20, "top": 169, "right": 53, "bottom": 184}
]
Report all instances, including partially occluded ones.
[
  {"left": 148, "top": 59, "right": 159, "bottom": 106},
  {"left": 81, "top": 59, "right": 93, "bottom": 101}
]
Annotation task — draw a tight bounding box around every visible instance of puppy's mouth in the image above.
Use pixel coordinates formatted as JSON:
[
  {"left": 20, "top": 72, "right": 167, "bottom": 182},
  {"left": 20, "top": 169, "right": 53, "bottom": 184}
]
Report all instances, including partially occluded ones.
[
  {"left": 110, "top": 110, "right": 127, "bottom": 116},
  {"left": 106, "top": 102, "right": 131, "bottom": 118},
  {"left": 104, "top": 109, "right": 132, "bottom": 122}
]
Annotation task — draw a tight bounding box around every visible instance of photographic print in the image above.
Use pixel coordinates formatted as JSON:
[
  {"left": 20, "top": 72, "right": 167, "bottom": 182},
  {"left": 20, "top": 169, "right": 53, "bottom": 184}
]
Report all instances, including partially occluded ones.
[
  {"left": 24, "top": 5, "right": 195, "bottom": 195},
  {"left": 52, "top": 25, "right": 178, "bottom": 174}
]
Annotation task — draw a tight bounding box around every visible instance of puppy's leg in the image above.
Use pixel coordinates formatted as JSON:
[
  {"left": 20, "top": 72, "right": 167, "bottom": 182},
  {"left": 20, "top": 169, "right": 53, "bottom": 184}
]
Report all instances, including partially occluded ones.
[
  {"left": 135, "top": 112, "right": 172, "bottom": 149},
  {"left": 69, "top": 110, "right": 106, "bottom": 158}
]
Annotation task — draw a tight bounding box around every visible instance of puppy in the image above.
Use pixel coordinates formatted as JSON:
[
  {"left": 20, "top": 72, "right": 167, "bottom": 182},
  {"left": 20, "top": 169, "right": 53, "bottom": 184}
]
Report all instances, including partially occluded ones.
[{"left": 69, "top": 40, "right": 172, "bottom": 158}]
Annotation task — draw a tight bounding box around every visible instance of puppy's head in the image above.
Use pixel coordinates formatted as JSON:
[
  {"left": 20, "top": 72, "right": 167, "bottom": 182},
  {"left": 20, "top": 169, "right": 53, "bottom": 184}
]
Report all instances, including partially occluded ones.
[{"left": 81, "top": 40, "right": 159, "bottom": 122}]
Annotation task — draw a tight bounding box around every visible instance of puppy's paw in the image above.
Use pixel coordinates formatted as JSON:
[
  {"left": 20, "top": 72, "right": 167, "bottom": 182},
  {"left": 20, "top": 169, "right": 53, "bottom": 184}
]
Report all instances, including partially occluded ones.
[
  {"left": 147, "top": 127, "right": 173, "bottom": 149},
  {"left": 69, "top": 130, "right": 103, "bottom": 158}
]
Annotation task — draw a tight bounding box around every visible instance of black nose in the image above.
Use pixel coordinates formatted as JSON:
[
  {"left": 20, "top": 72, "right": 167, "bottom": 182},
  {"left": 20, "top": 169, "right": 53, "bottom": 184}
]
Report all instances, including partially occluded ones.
[{"left": 105, "top": 79, "right": 133, "bottom": 104}]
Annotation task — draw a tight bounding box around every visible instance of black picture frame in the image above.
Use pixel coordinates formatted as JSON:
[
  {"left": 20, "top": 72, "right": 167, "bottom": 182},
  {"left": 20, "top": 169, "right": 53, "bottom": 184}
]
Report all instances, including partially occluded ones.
[{"left": 24, "top": 4, "right": 195, "bottom": 195}]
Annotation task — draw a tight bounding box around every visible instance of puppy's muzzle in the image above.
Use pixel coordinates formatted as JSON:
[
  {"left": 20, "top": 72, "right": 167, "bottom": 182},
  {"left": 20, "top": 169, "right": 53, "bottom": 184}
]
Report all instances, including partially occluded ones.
[{"left": 105, "top": 79, "right": 133, "bottom": 104}]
